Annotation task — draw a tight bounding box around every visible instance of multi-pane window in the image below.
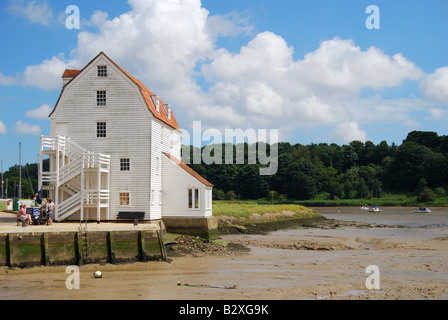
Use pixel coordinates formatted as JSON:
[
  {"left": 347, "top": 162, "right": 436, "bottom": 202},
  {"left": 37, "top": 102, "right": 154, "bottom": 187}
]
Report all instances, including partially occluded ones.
[
  {"left": 97, "top": 91, "right": 106, "bottom": 106},
  {"left": 98, "top": 66, "right": 107, "bottom": 77},
  {"left": 188, "top": 188, "right": 199, "bottom": 209},
  {"left": 119, "top": 192, "right": 130, "bottom": 206},
  {"left": 97, "top": 122, "right": 106, "bottom": 138},
  {"left": 120, "top": 158, "right": 130, "bottom": 171}
]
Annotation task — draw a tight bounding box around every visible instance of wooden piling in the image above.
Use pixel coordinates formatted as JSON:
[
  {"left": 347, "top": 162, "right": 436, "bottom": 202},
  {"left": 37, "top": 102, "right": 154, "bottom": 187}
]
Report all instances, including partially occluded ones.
[{"left": 41, "top": 233, "right": 49, "bottom": 266}]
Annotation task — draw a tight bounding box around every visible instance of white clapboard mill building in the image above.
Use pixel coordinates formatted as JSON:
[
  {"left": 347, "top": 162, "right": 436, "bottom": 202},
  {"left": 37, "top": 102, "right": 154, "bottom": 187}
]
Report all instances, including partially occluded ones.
[{"left": 39, "top": 52, "right": 214, "bottom": 232}]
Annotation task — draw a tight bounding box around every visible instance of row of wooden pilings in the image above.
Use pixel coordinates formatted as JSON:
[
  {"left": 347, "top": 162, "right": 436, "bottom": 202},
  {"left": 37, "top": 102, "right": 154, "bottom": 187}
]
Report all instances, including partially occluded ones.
[{"left": 1, "top": 229, "right": 167, "bottom": 268}]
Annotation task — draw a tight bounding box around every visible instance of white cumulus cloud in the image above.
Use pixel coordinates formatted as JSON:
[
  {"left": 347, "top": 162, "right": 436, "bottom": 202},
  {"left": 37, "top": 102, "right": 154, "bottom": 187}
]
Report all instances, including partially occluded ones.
[
  {"left": 332, "top": 122, "right": 367, "bottom": 144},
  {"left": 22, "top": 55, "right": 72, "bottom": 91},
  {"left": 25, "top": 104, "right": 52, "bottom": 120},
  {"left": 15, "top": 120, "right": 41, "bottom": 136},
  {"left": 420, "top": 67, "right": 448, "bottom": 106},
  {"left": 0, "top": 121, "right": 7, "bottom": 135},
  {"left": 8, "top": 0, "right": 55, "bottom": 26},
  {"left": 18, "top": 0, "right": 432, "bottom": 143},
  {"left": 0, "top": 72, "right": 17, "bottom": 85}
]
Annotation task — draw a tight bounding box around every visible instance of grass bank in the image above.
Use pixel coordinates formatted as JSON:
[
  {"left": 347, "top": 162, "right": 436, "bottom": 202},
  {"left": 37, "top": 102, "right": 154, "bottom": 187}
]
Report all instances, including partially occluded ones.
[
  {"left": 257, "top": 194, "right": 448, "bottom": 207},
  {"left": 213, "top": 201, "right": 323, "bottom": 235}
]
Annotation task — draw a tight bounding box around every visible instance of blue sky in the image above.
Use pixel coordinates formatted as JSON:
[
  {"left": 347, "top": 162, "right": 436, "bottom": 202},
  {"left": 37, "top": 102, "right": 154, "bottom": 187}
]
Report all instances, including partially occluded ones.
[{"left": 1, "top": 0, "right": 448, "bottom": 171}]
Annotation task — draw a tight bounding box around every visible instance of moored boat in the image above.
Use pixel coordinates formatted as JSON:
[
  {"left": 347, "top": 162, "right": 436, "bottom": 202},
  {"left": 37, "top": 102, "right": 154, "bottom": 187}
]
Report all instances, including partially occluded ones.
[
  {"left": 414, "top": 206, "right": 431, "bottom": 213},
  {"left": 368, "top": 206, "right": 381, "bottom": 213}
]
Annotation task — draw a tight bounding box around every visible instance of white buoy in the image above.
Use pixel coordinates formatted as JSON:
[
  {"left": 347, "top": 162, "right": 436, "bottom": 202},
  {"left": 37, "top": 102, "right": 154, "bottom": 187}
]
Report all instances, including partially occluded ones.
[{"left": 93, "top": 271, "right": 102, "bottom": 278}]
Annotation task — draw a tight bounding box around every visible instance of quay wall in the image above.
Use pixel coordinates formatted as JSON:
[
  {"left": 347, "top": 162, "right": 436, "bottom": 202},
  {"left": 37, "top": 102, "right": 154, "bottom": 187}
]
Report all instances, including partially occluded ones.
[{"left": 0, "top": 229, "right": 166, "bottom": 268}]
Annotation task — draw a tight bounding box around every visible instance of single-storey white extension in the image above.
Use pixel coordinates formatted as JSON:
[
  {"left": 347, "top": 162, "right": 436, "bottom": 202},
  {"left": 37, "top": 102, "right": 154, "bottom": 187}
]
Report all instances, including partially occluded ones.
[{"left": 39, "top": 52, "right": 215, "bottom": 236}]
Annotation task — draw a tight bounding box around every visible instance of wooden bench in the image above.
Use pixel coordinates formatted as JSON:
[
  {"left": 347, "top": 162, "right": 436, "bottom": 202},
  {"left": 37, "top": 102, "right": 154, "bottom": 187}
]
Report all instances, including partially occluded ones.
[{"left": 116, "top": 212, "right": 145, "bottom": 223}]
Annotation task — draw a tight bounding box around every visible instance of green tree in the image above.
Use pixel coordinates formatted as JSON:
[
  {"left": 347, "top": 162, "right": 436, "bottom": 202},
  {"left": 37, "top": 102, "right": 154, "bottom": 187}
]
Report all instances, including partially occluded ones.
[{"left": 417, "top": 187, "right": 436, "bottom": 203}]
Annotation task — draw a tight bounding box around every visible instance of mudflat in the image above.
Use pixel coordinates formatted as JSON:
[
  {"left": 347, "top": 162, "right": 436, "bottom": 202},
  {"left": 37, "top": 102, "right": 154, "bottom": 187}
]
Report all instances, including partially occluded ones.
[{"left": 1, "top": 207, "right": 447, "bottom": 300}]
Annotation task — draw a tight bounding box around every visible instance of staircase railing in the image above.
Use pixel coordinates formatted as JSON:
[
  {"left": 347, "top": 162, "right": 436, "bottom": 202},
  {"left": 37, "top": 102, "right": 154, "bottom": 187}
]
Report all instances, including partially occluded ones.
[
  {"left": 40, "top": 135, "right": 110, "bottom": 222},
  {"left": 57, "top": 193, "right": 82, "bottom": 221}
]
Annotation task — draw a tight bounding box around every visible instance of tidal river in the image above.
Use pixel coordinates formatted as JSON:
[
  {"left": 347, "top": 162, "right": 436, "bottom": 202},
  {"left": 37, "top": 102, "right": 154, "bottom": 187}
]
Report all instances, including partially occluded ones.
[{"left": 1, "top": 207, "right": 447, "bottom": 300}]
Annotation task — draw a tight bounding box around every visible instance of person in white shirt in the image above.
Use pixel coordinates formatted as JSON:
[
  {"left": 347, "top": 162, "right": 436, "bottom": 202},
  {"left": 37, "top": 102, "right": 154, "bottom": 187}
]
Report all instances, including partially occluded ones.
[{"left": 45, "top": 199, "right": 56, "bottom": 226}]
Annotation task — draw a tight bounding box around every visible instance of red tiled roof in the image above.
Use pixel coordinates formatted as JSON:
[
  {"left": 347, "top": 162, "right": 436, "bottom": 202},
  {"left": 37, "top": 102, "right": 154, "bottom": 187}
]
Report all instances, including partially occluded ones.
[
  {"left": 51, "top": 52, "right": 180, "bottom": 131},
  {"left": 62, "top": 69, "right": 81, "bottom": 78},
  {"left": 163, "top": 153, "right": 214, "bottom": 187}
]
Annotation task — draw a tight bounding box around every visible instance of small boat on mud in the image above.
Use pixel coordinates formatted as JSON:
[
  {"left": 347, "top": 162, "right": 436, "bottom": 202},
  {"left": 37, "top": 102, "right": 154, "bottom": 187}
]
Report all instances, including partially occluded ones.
[
  {"left": 360, "top": 205, "right": 381, "bottom": 213},
  {"left": 414, "top": 206, "right": 431, "bottom": 213},
  {"left": 368, "top": 206, "right": 381, "bottom": 213}
]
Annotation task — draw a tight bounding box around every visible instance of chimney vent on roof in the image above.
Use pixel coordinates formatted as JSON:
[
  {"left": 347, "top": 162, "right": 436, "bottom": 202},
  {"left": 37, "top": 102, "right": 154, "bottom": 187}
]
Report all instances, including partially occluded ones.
[{"left": 62, "top": 69, "right": 81, "bottom": 87}]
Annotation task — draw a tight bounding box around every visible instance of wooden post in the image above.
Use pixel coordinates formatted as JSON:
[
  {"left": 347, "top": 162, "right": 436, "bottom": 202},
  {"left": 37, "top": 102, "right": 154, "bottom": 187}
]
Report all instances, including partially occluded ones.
[
  {"left": 138, "top": 231, "right": 146, "bottom": 261},
  {"left": 75, "top": 231, "right": 82, "bottom": 265},
  {"left": 157, "top": 230, "right": 167, "bottom": 261},
  {"left": 41, "top": 233, "right": 50, "bottom": 266},
  {"left": 6, "top": 234, "right": 15, "bottom": 268},
  {"left": 107, "top": 231, "right": 116, "bottom": 264}
]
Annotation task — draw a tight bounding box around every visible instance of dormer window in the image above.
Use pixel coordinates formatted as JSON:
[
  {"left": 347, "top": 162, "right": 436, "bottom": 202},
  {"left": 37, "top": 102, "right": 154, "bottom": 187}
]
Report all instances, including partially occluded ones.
[
  {"left": 163, "top": 104, "right": 172, "bottom": 120},
  {"left": 151, "top": 95, "right": 160, "bottom": 113},
  {"left": 156, "top": 97, "right": 160, "bottom": 113},
  {"left": 97, "top": 66, "right": 107, "bottom": 77}
]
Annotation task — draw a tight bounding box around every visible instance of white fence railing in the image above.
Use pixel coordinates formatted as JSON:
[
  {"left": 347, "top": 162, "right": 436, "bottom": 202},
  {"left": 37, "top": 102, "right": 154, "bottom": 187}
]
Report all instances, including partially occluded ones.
[
  {"left": 41, "top": 135, "right": 87, "bottom": 161},
  {"left": 41, "top": 135, "right": 110, "bottom": 222},
  {"left": 57, "top": 193, "right": 82, "bottom": 221},
  {"left": 83, "top": 189, "right": 110, "bottom": 205}
]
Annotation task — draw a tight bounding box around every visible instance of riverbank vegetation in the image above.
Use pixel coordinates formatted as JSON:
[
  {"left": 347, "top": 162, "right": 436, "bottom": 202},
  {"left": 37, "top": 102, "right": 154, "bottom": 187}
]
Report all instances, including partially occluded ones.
[
  {"left": 213, "top": 201, "right": 320, "bottom": 219},
  {"left": 187, "top": 131, "right": 448, "bottom": 207},
  {"left": 212, "top": 200, "right": 323, "bottom": 235},
  {"left": 2, "top": 131, "right": 447, "bottom": 207}
]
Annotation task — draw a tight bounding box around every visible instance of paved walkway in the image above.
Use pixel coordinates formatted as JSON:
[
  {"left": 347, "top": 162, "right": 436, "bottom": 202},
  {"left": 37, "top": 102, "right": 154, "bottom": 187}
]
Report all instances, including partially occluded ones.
[{"left": 0, "top": 211, "right": 160, "bottom": 234}]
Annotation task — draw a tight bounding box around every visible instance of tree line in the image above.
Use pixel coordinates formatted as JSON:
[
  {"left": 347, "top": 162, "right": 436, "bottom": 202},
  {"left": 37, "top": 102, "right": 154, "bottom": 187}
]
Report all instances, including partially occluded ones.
[
  {"left": 186, "top": 131, "right": 448, "bottom": 203},
  {"left": 2, "top": 131, "right": 447, "bottom": 203},
  {"left": 1, "top": 160, "right": 49, "bottom": 200}
]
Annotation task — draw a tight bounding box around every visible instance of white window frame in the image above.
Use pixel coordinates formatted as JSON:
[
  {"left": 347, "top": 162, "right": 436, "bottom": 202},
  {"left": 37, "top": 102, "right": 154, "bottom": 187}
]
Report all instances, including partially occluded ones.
[
  {"left": 205, "top": 189, "right": 212, "bottom": 210},
  {"left": 96, "top": 90, "right": 107, "bottom": 107},
  {"left": 120, "top": 158, "right": 131, "bottom": 172},
  {"left": 155, "top": 96, "right": 160, "bottom": 113},
  {"left": 96, "top": 121, "right": 107, "bottom": 138},
  {"left": 188, "top": 188, "right": 200, "bottom": 210},
  {"left": 97, "top": 65, "right": 108, "bottom": 77},
  {"left": 119, "top": 192, "right": 131, "bottom": 207}
]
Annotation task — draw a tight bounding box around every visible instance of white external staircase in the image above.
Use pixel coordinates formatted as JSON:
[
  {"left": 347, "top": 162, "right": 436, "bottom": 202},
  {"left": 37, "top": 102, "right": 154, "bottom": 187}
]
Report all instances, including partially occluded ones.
[{"left": 39, "top": 135, "right": 111, "bottom": 223}]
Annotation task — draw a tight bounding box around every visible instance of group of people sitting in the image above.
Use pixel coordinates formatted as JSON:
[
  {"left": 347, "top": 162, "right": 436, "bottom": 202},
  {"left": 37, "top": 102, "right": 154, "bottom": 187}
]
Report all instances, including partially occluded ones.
[{"left": 16, "top": 195, "right": 56, "bottom": 227}]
